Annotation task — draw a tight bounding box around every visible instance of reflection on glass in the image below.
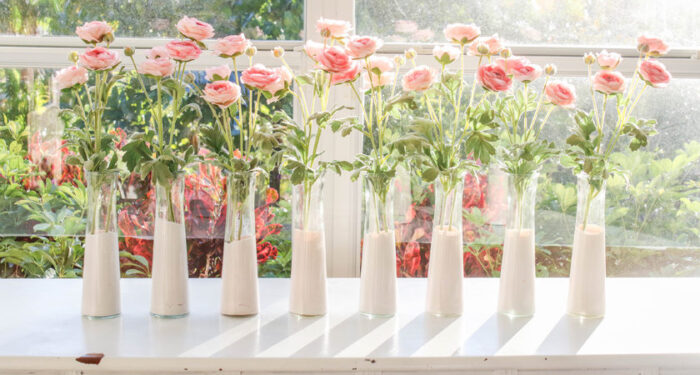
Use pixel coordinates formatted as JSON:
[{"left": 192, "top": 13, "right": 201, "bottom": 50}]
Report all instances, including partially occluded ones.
[
  {"left": 357, "top": 0, "right": 700, "bottom": 47},
  {"left": 0, "top": 0, "right": 304, "bottom": 40}
]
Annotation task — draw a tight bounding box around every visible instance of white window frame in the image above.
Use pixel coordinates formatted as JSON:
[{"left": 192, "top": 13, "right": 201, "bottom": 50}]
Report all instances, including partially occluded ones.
[{"left": 1, "top": 0, "right": 699, "bottom": 277}]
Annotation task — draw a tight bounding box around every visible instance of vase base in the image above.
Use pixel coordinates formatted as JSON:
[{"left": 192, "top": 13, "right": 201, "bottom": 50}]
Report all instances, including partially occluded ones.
[
  {"left": 221, "top": 312, "right": 258, "bottom": 317},
  {"left": 82, "top": 313, "right": 120, "bottom": 320},
  {"left": 498, "top": 309, "right": 534, "bottom": 318},
  {"left": 426, "top": 311, "right": 462, "bottom": 318},
  {"left": 566, "top": 310, "right": 604, "bottom": 319},
  {"left": 290, "top": 311, "right": 326, "bottom": 318},
  {"left": 151, "top": 312, "right": 189, "bottom": 319},
  {"left": 359, "top": 311, "right": 394, "bottom": 319}
]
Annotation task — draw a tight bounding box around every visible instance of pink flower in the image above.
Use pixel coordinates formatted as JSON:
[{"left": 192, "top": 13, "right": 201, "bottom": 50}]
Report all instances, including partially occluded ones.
[
  {"left": 476, "top": 64, "right": 512, "bottom": 92},
  {"left": 364, "top": 56, "right": 394, "bottom": 74},
  {"left": 138, "top": 57, "right": 175, "bottom": 77},
  {"left": 241, "top": 63, "right": 281, "bottom": 91},
  {"left": 317, "top": 46, "right": 354, "bottom": 73},
  {"left": 495, "top": 56, "right": 527, "bottom": 74},
  {"left": 79, "top": 46, "right": 120, "bottom": 71},
  {"left": 511, "top": 62, "right": 542, "bottom": 83},
  {"left": 331, "top": 62, "right": 361, "bottom": 85},
  {"left": 266, "top": 66, "right": 293, "bottom": 95},
  {"left": 214, "top": 34, "right": 249, "bottom": 57},
  {"left": 166, "top": 40, "right": 201, "bottom": 62},
  {"left": 638, "top": 60, "right": 671, "bottom": 88},
  {"left": 148, "top": 46, "right": 169, "bottom": 59},
  {"left": 596, "top": 50, "right": 622, "bottom": 70},
  {"left": 346, "top": 36, "right": 383, "bottom": 59},
  {"left": 468, "top": 35, "right": 503, "bottom": 56},
  {"left": 592, "top": 70, "right": 626, "bottom": 94},
  {"left": 176, "top": 16, "right": 215, "bottom": 41},
  {"left": 362, "top": 71, "right": 395, "bottom": 91},
  {"left": 75, "top": 21, "right": 113, "bottom": 43},
  {"left": 303, "top": 40, "right": 324, "bottom": 61},
  {"left": 402, "top": 65, "right": 436, "bottom": 92},
  {"left": 394, "top": 20, "right": 418, "bottom": 34},
  {"left": 205, "top": 64, "right": 231, "bottom": 81},
  {"left": 432, "top": 45, "right": 460, "bottom": 64},
  {"left": 54, "top": 66, "right": 88, "bottom": 90},
  {"left": 412, "top": 29, "right": 435, "bottom": 42},
  {"left": 545, "top": 81, "right": 576, "bottom": 108},
  {"left": 444, "top": 23, "right": 480, "bottom": 44},
  {"left": 637, "top": 35, "right": 670, "bottom": 56},
  {"left": 316, "top": 17, "right": 351, "bottom": 39},
  {"left": 203, "top": 81, "right": 241, "bottom": 108}
]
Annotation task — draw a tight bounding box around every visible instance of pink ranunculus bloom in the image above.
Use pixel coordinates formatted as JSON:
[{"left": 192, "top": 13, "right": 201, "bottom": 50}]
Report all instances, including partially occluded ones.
[
  {"left": 138, "top": 57, "right": 175, "bottom": 77},
  {"left": 205, "top": 64, "right": 232, "bottom": 81},
  {"left": 176, "top": 16, "right": 215, "bottom": 41},
  {"left": 402, "top": 65, "right": 436, "bottom": 92},
  {"left": 317, "top": 46, "right": 354, "bottom": 74},
  {"left": 637, "top": 35, "right": 670, "bottom": 56},
  {"left": 432, "top": 45, "right": 460, "bottom": 64},
  {"left": 316, "top": 17, "right": 351, "bottom": 39},
  {"left": 444, "top": 23, "right": 480, "bottom": 44},
  {"left": 303, "top": 40, "right": 324, "bottom": 62},
  {"left": 148, "top": 46, "right": 170, "bottom": 59},
  {"left": 545, "top": 81, "right": 577, "bottom": 108},
  {"left": 362, "top": 71, "right": 395, "bottom": 91},
  {"left": 331, "top": 62, "right": 361, "bottom": 85},
  {"left": 54, "top": 65, "right": 88, "bottom": 90},
  {"left": 476, "top": 64, "right": 512, "bottom": 92},
  {"left": 241, "top": 63, "right": 281, "bottom": 91},
  {"left": 203, "top": 80, "right": 241, "bottom": 108},
  {"left": 364, "top": 56, "right": 395, "bottom": 74},
  {"left": 638, "top": 60, "right": 672, "bottom": 88},
  {"left": 75, "top": 21, "right": 113, "bottom": 43},
  {"left": 596, "top": 50, "right": 622, "bottom": 70},
  {"left": 495, "top": 56, "right": 528, "bottom": 75},
  {"left": 512, "top": 62, "right": 542, "bottom": 83},
  {"left": 79, "top": 46, "right": 120, "bottom": 71},
  {"left": 166, "top": 40, "right": 201, "bottom": 62},
  {"left": 346, "top": 36, "right": 383, "bottom": 59},
  {"left": 468, "top": 35, "right": 503, "bottom": 56},
  {"left": 266, "top": 66, "right": 293, "bottom": 95},
  {"left": 592, "top": 70, "right": 626, "bottom": 94},
  {"left": 214, "top": 34, "right": 249, "bottom": 57}
]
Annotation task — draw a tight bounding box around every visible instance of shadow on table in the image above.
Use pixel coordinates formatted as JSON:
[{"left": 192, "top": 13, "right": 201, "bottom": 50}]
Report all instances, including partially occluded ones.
[
  {"left": 536, "top": 314, "right": 602, "bottom": 355},
  {"left": 459, "top": 313, "right": 532, "bottom": 355}
]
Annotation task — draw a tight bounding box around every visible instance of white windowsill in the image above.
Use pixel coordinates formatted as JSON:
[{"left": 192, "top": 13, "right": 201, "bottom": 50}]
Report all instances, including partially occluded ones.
[{"left": 1, "top": 277, "right": 699, "bottom": 374}]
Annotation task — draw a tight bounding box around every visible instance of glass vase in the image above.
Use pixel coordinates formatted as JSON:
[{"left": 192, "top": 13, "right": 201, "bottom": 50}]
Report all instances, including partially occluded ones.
[
  {"left": 426, "top": 173, "right": 465, "bottom": 316},
  {"left": 567, "top": 172, "right": 607, "bottom": 318},
  {"left": 82, "top": 170, "right": 121, "bottom": 319},
  {"left": 289, "top": 175, "right": 327, "bottom": 316},
  {"left": 497, "top": 170, "right": 539, "bottom": 317},
  {"left": 359, "top": 173, "right": 397, "bottom": 317},
  {"left": 221, "top": 172, "right": 258, "bottom": 316},
  {"left": 150, "top": 175, "right": 189, "bottom": 318}
]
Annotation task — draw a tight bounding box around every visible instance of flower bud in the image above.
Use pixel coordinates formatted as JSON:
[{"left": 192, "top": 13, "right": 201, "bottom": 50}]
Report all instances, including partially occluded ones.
[
  {"left": 320, "top": 28, "right": 331, "bottom": 39},
  {"left": 272, "top": 46, "right": 284, "bottom": 58},
  {"left": 584, "top": 52, "right": 596, "bottom": 65},
  {"left": 394, "top": 55, "right": 406, "bottom": 66},
  {"left": 103, "top": 33, "right": 114, "bottom": 44},
  {"left": 184, "top": 72, "right": 196, "bottom": 84},
  {"left": 245, "top": 46, "right": 257, "bottom": 57},
  {"left": 124, "top": 46, "right": 135, "bottom": 57},
  {"left": 477, "top": 43, "right": 490, "bottom": 55},
  {"left": 404, "top": 48, "right": 416, "bottom": 60},
  {"left": 69, "top": 51, "right": 79, "bottom": 63},
  {"left": 544, "top": 64, "right": 557, "bottom": 76},
  {"left": 499, "top": 47, "right": 512, "bottom": 58}
]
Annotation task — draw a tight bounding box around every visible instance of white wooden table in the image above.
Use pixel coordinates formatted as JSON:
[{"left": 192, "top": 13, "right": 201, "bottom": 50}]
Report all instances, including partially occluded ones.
[{"left": 0, "top": 278, "right": 699, "bottom": 374}]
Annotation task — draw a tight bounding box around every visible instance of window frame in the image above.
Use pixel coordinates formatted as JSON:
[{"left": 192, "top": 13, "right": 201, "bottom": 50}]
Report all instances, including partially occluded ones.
[{"left": 0, "top": 0, "right": 699, "bottom": 277}]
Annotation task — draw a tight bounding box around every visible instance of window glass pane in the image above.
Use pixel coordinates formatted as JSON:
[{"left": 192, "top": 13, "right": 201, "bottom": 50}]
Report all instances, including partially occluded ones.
[
  {"left": 0, "top": 67, "right": 293, "bottom": 278},
  {"left": 0, "top": 0, "right": 304, "bottom": 40},
  {"left": 356, "top": 0, "right": 700, "bottom": 47},
  {"left": 375, "top": 77, "right": 700, "bottom": 277}
]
